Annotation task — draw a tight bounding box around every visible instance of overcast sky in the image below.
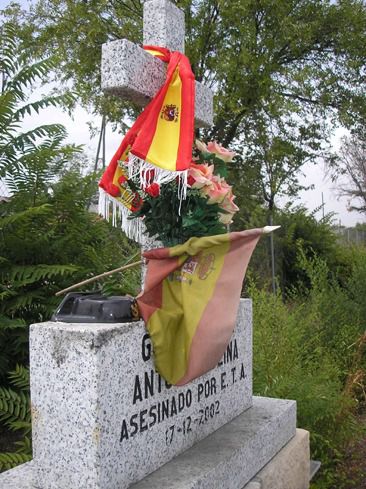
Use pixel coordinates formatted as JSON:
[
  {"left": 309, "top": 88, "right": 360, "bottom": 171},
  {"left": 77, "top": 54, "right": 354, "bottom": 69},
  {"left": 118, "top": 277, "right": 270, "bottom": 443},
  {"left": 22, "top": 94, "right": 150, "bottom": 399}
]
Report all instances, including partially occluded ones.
[{"left": 2, "top": 0, "right": 365, "bottom": 227}]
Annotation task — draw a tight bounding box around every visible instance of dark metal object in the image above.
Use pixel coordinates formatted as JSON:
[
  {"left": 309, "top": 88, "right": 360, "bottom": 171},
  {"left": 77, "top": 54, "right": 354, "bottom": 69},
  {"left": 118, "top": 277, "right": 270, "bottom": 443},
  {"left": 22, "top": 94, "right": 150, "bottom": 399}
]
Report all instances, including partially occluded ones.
[{"left": 52, "top": 292, "right": 140, "bottom": 323}]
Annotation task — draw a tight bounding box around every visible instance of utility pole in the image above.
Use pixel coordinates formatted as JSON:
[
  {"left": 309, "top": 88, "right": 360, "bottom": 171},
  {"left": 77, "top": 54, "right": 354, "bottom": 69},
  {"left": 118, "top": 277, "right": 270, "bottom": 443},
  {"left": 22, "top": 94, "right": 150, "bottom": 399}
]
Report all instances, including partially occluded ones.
[
  {"left": 269, "top": 214, "right": 276, "bottom": 294},
  {"left": 94, "top": 115, "right": 106, "bottom": 173}
]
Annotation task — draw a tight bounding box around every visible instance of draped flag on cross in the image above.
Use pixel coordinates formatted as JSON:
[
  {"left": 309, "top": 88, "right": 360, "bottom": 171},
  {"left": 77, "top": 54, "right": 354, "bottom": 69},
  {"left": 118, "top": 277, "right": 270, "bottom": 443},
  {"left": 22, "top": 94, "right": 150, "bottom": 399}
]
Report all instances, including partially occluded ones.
[
  {"left": 137, "top": 228, "right": 276, "bottom": 385},
  {"left": 98, "top": 46, "right": 195, "bottom": 241}
]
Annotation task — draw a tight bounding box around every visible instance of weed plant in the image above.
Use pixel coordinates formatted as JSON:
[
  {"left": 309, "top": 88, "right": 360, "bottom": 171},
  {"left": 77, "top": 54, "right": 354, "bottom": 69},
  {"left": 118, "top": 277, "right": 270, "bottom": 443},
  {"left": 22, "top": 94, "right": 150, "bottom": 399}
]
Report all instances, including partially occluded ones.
[{"left": 250, "top": 247, "right": 366, "bottom": 488}]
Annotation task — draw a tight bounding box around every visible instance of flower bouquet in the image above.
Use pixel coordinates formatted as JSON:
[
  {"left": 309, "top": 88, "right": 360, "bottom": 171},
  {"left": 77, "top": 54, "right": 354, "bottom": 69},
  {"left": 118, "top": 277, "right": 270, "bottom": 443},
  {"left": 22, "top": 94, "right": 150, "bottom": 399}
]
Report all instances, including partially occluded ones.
[{"left": 130, "top": 140, "right": 239, "bottom": 246}]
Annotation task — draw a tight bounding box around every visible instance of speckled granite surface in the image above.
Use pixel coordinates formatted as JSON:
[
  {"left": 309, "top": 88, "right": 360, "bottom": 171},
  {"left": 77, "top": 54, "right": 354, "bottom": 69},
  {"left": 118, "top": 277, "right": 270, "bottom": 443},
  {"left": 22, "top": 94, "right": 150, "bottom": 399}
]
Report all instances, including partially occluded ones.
[
  {"left": 143, "top": 0, "right": 185, "bottom": 52},
  {"left": 26, "top": 300, "right": 253, "bottom": 489},
  {"left": 0, "top": 397, "right": 296, "bottom": 489},
  {"left": 131, "top": 397, "right": 297, "bottom": 489},
  {"left": 0, "top": 462, "right": 35, "bottom": 489}
]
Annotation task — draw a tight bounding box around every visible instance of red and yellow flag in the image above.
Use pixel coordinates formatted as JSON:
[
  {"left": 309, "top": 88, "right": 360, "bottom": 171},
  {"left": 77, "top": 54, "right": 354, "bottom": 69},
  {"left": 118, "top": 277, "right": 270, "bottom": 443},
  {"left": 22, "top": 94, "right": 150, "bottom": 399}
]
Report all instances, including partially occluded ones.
[
  {"left": 137, "top": 229, "right": 266, "bottom": 385},
  {"left": 99, "top": 46, "right": 195, "bottom": 201}
]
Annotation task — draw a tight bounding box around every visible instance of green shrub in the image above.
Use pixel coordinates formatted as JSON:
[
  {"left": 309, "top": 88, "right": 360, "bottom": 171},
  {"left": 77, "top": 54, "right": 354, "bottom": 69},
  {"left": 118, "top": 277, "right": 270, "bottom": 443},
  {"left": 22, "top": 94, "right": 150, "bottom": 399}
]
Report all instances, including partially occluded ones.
[
  {"left": 0, "top": 366, "right": 31, "bottom": 472},
  {"left": 250, "top": 247, "right": 366, "bottom": 489}
]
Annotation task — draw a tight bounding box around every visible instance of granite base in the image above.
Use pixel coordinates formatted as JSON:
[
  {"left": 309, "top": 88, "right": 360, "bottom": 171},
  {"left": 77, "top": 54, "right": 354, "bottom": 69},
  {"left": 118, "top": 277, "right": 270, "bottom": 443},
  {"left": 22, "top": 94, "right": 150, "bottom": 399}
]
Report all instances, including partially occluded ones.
[{"left": 0, "top": 396, "right": 297, "bottom": 489}]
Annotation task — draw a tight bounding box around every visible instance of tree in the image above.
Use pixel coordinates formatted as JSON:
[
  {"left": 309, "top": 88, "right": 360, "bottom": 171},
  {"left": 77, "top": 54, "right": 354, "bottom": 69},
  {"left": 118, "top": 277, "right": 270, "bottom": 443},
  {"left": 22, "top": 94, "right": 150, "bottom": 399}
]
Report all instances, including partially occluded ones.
[
  {"left": 0, "top": 23, "right": 140, "bottom": 468},
  {"left": 0, "top": 22, "right": 77, "bottom": 202},
  {"left": 330, "top": 136, "right": 366, "bottom": 214},
  {"left": 2, "top": 0, "right": 366, "bottom": 214}
]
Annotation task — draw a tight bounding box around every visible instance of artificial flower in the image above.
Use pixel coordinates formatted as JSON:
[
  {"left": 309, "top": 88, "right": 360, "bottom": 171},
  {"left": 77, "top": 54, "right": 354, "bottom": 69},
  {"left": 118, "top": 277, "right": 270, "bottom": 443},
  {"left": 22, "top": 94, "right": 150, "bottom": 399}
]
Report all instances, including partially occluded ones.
[
  {"left": 118, "top": 175, "right": 127, "bottom": 185},
  {"left": 207, "top": 141, "right": 236, "bottom": 163},
  {"left": 202, "top": 175, "right": 230, "bottom": 204},
  {"left": 220, "top": 189, "right": 239, "bottom": 214},
  {"left": 218, "top": 189, "right": 239, "bottom": 224},
  {"left": 195, "top": 139, "right": 208, "bottom": 153},
  {"left": 188, "top": 162, "right": 215, "bottom": 189},
  {"left": 145, "top": 183, "right": 160, "bottom": 197},
  {"left": 218, "top": 211, "right": 235, "bottom": 225}
]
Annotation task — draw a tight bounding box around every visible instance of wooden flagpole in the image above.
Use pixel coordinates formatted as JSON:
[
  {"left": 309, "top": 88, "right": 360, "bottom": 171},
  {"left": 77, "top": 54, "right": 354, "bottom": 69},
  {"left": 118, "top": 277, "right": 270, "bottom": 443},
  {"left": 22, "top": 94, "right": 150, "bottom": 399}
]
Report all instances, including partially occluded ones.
[{"left": 55, "top": 260, "right": 143, "bottom": 297}]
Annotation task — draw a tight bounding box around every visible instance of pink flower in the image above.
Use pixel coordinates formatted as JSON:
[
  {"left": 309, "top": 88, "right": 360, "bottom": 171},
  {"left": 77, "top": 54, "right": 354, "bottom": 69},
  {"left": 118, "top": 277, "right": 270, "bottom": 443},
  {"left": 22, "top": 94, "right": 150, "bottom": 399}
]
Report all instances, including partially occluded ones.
[
  {"left": 188, "top": 162, "right": 214, "bottom": 189},
  {"left": 207, "top": 141, "right": 236, "bottom": 163},
  {"left": 218, "top": 189, "right": 239, "bottom": 224},
  {"left": 220, "top": 189, "right": 239, "bottom": 213},
  {"left": 201, "top": 175, "right": 230, "bottom": 204},
  {"left": 195, "top": 139, "right": 208, "bottom": 153}
]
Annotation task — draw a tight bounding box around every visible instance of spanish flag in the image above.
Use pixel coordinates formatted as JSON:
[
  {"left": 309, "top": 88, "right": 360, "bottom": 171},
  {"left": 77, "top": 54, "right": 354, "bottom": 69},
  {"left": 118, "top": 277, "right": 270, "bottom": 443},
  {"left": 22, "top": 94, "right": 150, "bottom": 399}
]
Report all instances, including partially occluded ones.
[
  {"left": 98, "top": 46, "right": 195, "bottom": 237},
  {"left": 137, "top": 228, "right": 276, "bottom": 385}
]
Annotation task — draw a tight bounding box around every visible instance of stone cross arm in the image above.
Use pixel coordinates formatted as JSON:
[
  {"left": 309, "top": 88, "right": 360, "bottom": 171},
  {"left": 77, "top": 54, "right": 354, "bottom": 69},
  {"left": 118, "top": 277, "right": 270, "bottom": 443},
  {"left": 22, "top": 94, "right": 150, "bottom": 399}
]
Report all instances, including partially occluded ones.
[{"left": 101, "top": 39, "right": 213, "bottom": 129}]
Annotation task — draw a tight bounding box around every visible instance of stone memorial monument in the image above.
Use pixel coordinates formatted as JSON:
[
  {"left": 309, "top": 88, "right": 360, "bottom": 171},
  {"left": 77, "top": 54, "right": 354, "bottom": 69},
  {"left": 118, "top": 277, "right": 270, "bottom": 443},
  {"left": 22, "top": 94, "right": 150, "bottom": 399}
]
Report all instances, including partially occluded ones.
[{"left": 0, "top": 1, "right": 311, "bottom": 488}]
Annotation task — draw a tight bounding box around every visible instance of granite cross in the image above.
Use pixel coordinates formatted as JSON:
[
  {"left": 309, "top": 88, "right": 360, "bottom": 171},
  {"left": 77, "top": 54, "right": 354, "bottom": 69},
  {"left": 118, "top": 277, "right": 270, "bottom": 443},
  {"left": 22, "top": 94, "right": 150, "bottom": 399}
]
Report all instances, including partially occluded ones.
[
  {"left": 101, "top": 0, "right": 213, "bottom": 128},
  {"left": 101, "top": 0, "right": 215, "bottom": 261}
]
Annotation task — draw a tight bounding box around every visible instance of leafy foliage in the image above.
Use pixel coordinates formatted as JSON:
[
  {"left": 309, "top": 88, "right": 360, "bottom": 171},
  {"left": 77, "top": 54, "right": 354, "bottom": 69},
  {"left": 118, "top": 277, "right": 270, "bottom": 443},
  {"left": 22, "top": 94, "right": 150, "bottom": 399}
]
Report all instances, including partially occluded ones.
[
  {"left": 0, "top": 22, "right": 77, "bottom": 201},
  {"left": 4, "top": 0, "right": 366, "bottom": 211},
  {"left": 0, "top": 22, "right": 141, "bottom": 470},
  {"left": 249, "top": 248, "right": 366, "bottom": 489},
  {"left": 0, "top": 366, "right": 32, "bottom": 472},
  {"left": 236, "top": 204, "right": 360, "bottom": 294},
  {"left": 133, "top": 184, "right": 226, "bottom": 246},
  {"left": 273, "top": 206, "right": 346, "bottom": 292}
]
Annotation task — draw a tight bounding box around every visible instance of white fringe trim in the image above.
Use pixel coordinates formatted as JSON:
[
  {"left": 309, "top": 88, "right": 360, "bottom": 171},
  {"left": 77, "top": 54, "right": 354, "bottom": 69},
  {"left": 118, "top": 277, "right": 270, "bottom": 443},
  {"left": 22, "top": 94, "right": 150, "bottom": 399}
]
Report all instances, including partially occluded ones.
[
  {"left": 98, "top": 188, "right": 143, "bottom": 244},
  {"left": 128, "top": 154, "right": 188, "bottom": 213}
]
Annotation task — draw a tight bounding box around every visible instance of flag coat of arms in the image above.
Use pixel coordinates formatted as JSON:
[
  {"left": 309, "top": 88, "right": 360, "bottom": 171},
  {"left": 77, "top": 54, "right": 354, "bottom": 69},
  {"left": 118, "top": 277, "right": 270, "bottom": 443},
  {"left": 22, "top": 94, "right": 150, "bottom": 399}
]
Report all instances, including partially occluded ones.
[{"left": 137, "top": 229, "right": 266, "bottom": 385}]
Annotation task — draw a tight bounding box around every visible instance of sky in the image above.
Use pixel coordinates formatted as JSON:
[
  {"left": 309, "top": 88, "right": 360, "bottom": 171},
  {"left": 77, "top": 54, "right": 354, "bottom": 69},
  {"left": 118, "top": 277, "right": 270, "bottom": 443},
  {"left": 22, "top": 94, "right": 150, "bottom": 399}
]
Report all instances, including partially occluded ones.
[{"left": 1, "top": 0, "right": 365, "bottom": 227}]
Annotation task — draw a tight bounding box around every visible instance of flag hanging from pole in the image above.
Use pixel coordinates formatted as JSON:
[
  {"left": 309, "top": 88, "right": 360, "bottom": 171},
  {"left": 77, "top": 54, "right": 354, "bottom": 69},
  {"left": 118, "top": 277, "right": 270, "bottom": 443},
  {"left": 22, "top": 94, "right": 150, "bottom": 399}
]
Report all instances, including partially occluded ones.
[{"left": 137, "top": 228, "right": 273, "bottom": 386}]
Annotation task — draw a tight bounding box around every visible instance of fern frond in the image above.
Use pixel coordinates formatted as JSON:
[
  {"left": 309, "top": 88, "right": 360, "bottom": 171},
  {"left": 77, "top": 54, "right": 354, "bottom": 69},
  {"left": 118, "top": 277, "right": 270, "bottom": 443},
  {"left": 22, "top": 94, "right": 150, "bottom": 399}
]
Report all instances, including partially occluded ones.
[
  {"left": 6, "top": 57, "right": 57, "bottom": 94},
  {"left": 0, "top": 204, "right": 52, "bottom": 227},
  {"left": 10, "top": 264, "right": 79, "bottom": 284},
  {"left": 0, "top": 316, "right": 26, "bottom": 330},
  {"left": 8, "top": 124, "right": 67, "bottom": 151},
  {"left": 9, "top": 420, "right": 31, "bottom": 435},
  {"left": 8, "top": 366, "right": 29, "bottom": 391},
  {"left": 14, "top": 93, "right": 76, "bottom": 120},
  {"left": 14, "top": 435, "right": 32, "bottom": 453},
  {"left": 0, "top": 290, "right": 17, "bottom": 302},
  {"left": 0, "top": 451, "right": 32, "bottom": 471},
  {"left": 5, "top": 291, "right": 45, "bottom": 313},
  {"left": 0, "top": 386, "right": 30, "bottom": 425}
]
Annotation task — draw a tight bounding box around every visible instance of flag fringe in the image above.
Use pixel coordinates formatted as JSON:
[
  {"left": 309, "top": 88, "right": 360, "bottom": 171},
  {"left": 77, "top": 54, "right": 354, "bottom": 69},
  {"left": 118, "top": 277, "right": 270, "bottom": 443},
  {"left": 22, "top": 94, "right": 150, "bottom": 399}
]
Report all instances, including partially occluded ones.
[
  {"left": 98, "top": 188, "right": 143, "bottom": 243},
  {"left": 128, "top": 154, "right": 188, "bottom": 205}
]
